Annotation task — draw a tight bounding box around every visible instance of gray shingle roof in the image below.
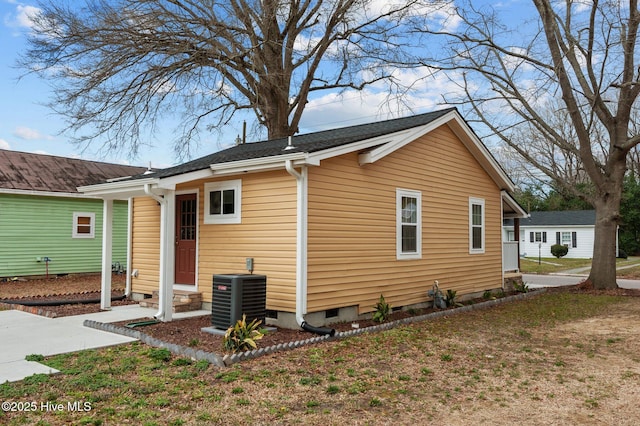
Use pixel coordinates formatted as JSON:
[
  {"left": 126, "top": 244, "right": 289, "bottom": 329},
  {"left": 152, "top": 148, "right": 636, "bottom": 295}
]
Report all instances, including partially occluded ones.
[
  {"left": 0, "top": 149, "right": 147, "bottom": 193},
  {"left": 508, "top": 210, "right": 595, "bottom": 227},
  {"left": 146, "top": 108, "right": 457, "bottom": 179}
]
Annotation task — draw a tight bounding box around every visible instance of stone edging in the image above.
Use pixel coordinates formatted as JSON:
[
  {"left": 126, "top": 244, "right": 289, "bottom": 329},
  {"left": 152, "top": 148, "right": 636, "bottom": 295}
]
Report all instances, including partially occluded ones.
[
  {"left": 0, "top": 302, "right": 58, "bottom": 318},
  {"left": 84, "top": 289, "right": 546, "bottom": 368}
]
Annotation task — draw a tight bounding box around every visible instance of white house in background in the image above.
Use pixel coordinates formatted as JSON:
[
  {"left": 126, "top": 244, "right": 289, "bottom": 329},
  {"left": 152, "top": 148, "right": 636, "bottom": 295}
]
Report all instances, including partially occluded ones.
[{"left": 503, "top": 210, "right": 614, "bottom": 259}]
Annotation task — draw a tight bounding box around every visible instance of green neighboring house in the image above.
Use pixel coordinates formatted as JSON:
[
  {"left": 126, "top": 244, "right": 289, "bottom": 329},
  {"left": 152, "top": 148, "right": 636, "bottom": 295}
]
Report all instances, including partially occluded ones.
[{"left": 0, "top": 149, "right": 146, "bottom": 278}]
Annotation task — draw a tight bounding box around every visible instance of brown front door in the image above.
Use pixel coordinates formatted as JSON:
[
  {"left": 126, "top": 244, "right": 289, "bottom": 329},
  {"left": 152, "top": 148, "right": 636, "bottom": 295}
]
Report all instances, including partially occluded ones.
[{"left": 175, "top": 193, "right": 197, "bottom": 285}]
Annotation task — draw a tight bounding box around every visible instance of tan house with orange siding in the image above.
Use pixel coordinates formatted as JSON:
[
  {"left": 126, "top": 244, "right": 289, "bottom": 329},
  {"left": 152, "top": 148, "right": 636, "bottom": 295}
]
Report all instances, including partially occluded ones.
[{"left": 79, "top": 108, "right": 527, "bottom": 330}]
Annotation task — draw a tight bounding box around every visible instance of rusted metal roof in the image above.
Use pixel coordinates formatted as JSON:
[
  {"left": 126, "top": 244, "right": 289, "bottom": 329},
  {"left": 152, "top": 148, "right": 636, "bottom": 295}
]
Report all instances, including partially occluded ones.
[{"left": 0, "top": 149, "right": 147, "bottom": 193}]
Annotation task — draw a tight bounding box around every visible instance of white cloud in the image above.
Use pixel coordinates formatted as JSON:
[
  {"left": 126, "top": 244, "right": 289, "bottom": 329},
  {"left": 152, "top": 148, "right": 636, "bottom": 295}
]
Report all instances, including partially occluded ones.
[
  {"left": 299, "top": 66, "right": 465, "bottom": 133},
  {"left": 13, "top": 126, "right": 54, "bottom": 141},
  {"left": 0, "top": 139, "right": 11, "bottom": 150},
  {"left": 4, "top": 4, "right": 41, "bottom": 30}
]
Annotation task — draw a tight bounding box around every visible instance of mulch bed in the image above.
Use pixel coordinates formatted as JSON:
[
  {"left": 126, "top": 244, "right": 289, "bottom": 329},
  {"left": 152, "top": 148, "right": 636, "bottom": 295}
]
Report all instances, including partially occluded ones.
[
  {"left": 111, "top": 305, "right": 441, "bottom": 354},
  {"left": 3, "top": 273, "right": 640, "bottom": 355},
  {"left": 0, "top": 291, "right": 138, "bottom": 318}
]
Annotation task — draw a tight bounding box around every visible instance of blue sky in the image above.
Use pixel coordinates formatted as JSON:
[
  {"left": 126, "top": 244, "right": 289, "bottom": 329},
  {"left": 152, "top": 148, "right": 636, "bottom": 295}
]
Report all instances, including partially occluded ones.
[{"left": 0, "top": 0, "right": 522, "bottom": 169}]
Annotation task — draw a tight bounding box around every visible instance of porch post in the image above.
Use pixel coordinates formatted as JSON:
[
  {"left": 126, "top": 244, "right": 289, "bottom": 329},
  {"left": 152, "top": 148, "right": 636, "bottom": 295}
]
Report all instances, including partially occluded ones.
[
  {"left": 100, "top": 199, "right": 114, "bottom": 310},
  {"left": 157, "top": 190, "right": 176, "bottom": 322},
  {"left": 514, "top": 218, "right": 521, "bottom": 271}
]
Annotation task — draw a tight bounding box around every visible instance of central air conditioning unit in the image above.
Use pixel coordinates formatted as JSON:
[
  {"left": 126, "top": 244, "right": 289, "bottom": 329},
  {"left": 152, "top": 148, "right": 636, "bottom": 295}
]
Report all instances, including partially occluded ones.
[{"left": 211, "top": 274, "right": 267, "bottom": 329}]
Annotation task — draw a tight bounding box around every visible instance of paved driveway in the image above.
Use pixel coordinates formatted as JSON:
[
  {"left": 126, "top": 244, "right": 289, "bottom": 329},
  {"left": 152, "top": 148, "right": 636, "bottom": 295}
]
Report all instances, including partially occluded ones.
[{"left": 0, "top": 305, "right": 208, "bottom": 383}]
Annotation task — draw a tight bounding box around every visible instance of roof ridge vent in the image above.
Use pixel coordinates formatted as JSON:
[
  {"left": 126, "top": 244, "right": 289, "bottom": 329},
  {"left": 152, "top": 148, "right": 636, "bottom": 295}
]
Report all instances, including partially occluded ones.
[{"left": 283, "top": 135, "right": 296, "bottom": 151}]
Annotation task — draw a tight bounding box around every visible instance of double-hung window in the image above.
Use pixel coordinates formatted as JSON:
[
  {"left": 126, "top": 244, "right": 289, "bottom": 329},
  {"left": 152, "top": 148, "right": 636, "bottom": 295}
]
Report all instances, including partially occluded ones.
[
  {"left": 204, "top": 180, "right": 242, "bottom": 224},
  {"left": 396, "top": 189, "right": 422, "bottom": 260},
  {"left": 556, "top": 231, "right": 577, "bottom": 248},
  {"left": 469, "top": 198, "right": 485, "bottom": 253},
  {"left": 530, "top": 232, "right": 547, "bottom": 243}
]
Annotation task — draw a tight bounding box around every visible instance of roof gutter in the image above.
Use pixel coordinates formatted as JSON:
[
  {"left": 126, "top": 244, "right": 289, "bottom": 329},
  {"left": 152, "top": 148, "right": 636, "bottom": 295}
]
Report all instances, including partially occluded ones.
[
  {"left": 285, "top": 160, "right": 335, "bottom": 336},
  {"left": 212, "top": 152, "right": 312, "bottom": 176}
]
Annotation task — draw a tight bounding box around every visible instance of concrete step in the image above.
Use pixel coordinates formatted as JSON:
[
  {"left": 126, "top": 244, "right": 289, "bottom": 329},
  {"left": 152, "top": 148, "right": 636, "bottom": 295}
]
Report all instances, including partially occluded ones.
[{"left": 139, "top": 290, "right": 202, "bottom": 313}]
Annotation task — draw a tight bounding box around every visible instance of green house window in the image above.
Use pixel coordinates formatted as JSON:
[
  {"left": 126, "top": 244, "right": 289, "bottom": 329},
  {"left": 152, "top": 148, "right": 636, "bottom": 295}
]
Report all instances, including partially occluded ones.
[{"left": 73, "top": 212, "right": 95, "bottom": 239}]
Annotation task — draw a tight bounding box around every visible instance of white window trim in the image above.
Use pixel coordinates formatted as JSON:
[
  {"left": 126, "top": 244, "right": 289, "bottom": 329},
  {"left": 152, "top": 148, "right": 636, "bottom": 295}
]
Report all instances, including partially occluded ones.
[
  {"left": 72, "top": 212, "right": 96, "bottom": 239},
  {"left": 396, "top": 188, "right": 422, "bottom": 260},
  {"left": 204, "top": 179, "right": 242, "bottom": 224},
  {"left": 469, "top": 197, "right": 485, "bottom": 254}
]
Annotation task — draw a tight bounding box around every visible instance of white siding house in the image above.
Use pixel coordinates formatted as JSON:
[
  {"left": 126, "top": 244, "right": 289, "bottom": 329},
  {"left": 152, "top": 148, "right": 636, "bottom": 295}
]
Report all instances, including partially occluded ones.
[{"left": 503, "top": 210, "right": 610, "bottom": 259}]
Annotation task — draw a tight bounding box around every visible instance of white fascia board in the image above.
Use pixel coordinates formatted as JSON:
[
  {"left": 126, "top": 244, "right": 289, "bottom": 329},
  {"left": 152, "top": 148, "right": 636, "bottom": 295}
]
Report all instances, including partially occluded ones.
[
  {"left": 358, "top": 113, "right": 455, "bottom": 165},
  {"left": 77, "top": 177, "right": 159, "bottom": 200},
  {"left": 0, "top": 188, "right": 100, "bottom": 199},
  {"left": 156, "top": 168, "right": 213, "bottom": 189},
  {"left": 209, "top": 152, "right": 310, "bottom": 175},
  {"left": 501, "top": 190, "right": 529, "bottom": 218},
  {"left": 356, "top": 110, "right": 515, "bottom": 193},
  {"left": 307, "top": 134, "right": 396, "bottom": 166}
]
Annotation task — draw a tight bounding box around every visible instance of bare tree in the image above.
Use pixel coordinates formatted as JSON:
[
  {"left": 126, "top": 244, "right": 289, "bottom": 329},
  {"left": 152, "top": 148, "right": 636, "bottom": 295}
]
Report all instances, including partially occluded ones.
[
  {"left": 21, "top": 0, "right": 432, "bottom": 158},
  {"left": 419, "top": 0, "right": 640, "bottom": 289}
]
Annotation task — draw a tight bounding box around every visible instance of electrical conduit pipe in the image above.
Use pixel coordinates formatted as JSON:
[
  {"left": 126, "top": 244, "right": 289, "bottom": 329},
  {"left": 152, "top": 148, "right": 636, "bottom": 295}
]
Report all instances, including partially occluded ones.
[{"left": 285, "top": 159, "right": 335, "bottom": 337}]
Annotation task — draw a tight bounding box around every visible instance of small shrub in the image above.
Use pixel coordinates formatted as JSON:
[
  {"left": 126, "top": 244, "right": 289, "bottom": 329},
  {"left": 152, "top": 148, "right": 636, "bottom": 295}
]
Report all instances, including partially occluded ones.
[
  {"left": 551, "top": 244, "right": 569, "bottom": 258},
  {"left": 223, "top": 314, "right": 265, "bottom": 353},
  {"left": 513, "top": 281, "right": 530, "bottom": 293},
  {"left": 444, "top": 289, "right": 458, "bottom": 307},
  {"left": 372, "top": 294, "right": 391, "bottom": 323}
]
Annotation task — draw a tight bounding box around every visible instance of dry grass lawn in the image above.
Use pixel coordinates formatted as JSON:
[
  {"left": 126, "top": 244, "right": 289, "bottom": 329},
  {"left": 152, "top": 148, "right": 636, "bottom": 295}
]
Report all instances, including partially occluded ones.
[{"left": 1, "top": 291, "right": 640, "bottom": 425}]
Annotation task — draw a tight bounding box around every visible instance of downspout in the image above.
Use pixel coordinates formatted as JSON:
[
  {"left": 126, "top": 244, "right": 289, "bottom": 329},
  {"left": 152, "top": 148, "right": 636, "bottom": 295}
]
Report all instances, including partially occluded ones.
[
  {"left": 144, "top": 184, "right": 166, "bottom": 320},
  {"left": 285, "top": 160, "right": 335, "bottom": 336}
]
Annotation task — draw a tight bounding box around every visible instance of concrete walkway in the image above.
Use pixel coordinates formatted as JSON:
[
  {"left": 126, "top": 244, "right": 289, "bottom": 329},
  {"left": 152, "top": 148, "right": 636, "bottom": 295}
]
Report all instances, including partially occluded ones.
[
  {"left": 0, "top": 305, "right": 209, "bottom": 383},
  {"left": 551, "top": 256, "right": 640, "bottom": 276},
  {"left": 523, "top": 257, "right": 640, "bottom": 289},
  {"left": 523, "top": 273, "right": 640, "bottom": 290}
]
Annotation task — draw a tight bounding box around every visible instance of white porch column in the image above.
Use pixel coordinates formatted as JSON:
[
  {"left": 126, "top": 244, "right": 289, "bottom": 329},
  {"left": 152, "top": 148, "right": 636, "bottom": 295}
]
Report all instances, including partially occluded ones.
[
  {"left": 125, "top": 197, "right": 133, "bottom": 297},
  {"left": 157, "top": 190, "right": 176, "bottom": 322},
  {"left": 100, "top": 199, "right": 114, "bottom": 310}
]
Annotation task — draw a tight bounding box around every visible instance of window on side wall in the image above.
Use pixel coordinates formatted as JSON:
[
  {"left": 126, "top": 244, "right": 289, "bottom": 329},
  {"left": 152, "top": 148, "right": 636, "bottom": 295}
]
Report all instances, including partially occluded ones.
[
  {"left": 204, "top": 180, "right": 242, "bottom": 224},
  {"left": 396, "top": 189, "right": 422, "bottom": 260},
  {"left": 530, "top": 231, "right": 547, "bottom": 243},
  {"left": 469, "top": 198, "right": 485, "bottom": 253},
  {"left": 72, "top": 212, "right": 95, "bottom": 238}
]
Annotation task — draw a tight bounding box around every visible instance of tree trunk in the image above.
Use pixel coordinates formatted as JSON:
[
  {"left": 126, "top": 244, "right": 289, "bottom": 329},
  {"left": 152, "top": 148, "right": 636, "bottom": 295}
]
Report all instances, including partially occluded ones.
[{"left": 588, "top": 201, "right": 621, "bottom": 289}]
